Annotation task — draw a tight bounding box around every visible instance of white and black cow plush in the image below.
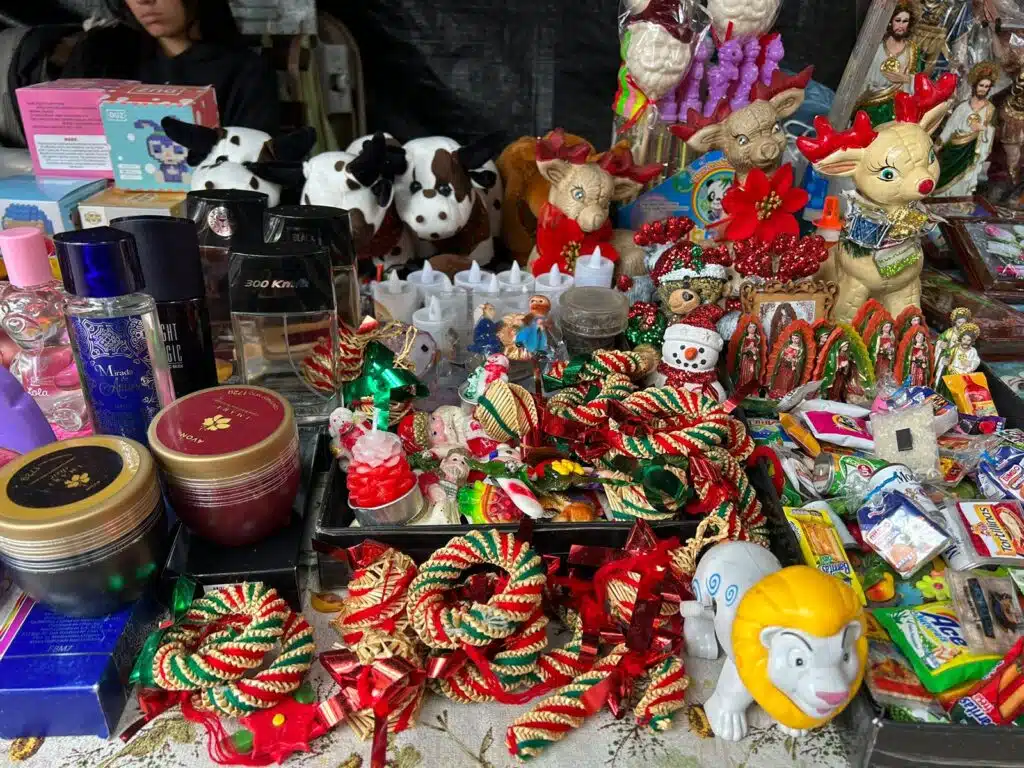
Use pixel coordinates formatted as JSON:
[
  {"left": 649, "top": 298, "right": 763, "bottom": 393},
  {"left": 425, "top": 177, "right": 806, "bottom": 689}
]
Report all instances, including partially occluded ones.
[
  {"left": 395, "top": 135, "right": 504, "bottom": 265},
  {"left": 301, "top": 132, "right": 416, "bottom": 270},
  {"left": 161, "top": 118, "right": 316, "bottom": 208}
]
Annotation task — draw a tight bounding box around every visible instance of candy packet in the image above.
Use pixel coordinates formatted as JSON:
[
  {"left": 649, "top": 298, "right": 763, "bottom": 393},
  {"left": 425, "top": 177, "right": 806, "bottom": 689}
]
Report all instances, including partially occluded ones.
[
  {"left": 999, "top": 429, "right": 1024, "bottom": 452},
  {"left": 949, "top": 637, "right": 1024, "bottom": 726},
  {"left": 956, "top": 413, "right": 1006, "bottom": 435},
  {"left": 784, "top": 506, "right": 866, "bottom": 604},
  {"left": 866, "top": 639, "right": 937, "bottom": 707},
  {"left": 777, "top": 447, "right": 819, "bottom": 500},
  {"left": 804, "top": 499, "right": 856, "bottom": 548},
  {"left": 812, "top": 452, "right": 888, "bottom": 498},
  {"left": 880, "top": 384, "right": 959, "bottom": 436},
  {"left": 943, "top": 373, "right": 999, "bottom": 418},
  {"left": 947, "top": 571, "right": 1024, "bottom": 657},
  {"left": 874, "top": 602, "right": 1001, "bottom": 694},
  {"left": 780, "top": 412, "right": 821, "bottom": 457},
  {"left": 857, "top": 490, "right": 949, "bottom": 580},
  {"left": 870, "top": 405, "right": 941, "bottom": 482},
  {"left": 747, "top": 417, "right": 789, "bottom": 447},
  {"left": 800, "top": 410, "right": 874, "bottom": 452},
  {"left": 942, "top": 499, "right": 1024, "bottom": 570},
  {"left": 977, "top": 445, "right": 1024, "bottom": 503}
]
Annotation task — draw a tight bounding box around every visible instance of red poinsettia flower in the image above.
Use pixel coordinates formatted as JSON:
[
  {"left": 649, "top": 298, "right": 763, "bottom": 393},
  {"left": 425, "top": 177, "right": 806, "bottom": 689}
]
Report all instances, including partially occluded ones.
[{"left": 718, "top": 165, "right": 809, "bottom": 243}]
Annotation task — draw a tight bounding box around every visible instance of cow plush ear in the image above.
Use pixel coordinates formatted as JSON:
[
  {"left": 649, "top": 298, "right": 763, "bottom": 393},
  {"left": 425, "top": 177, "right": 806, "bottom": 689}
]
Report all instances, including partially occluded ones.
[
  {"left": 161, "top": 117, "right": 223, "bottom": 166},
  {"left": 245, "top": 161, "right": 304, "bottom": 188},
  {"left": 455, "top": 131, "right": 506, "bottom": 171},
  {"left": 258, "top": 126, "right": 318, "bottom": 163},
  {"left": 348, "top": 133, "right": 387, "bottom": 187}
]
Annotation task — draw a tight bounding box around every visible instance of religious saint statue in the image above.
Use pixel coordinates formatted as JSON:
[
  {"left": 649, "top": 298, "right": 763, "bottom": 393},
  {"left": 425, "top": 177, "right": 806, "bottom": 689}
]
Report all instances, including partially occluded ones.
[
  {"left": 738, "top": 322, "right": 763, "bottom": 388},
  {"left": 856, "top": 3, "right": 923, "bottom": 126},
  {"left": 1000, "top": 71, "right": 1024, "bottom": 186},
  {"left": 871, "top": 320, "right": 898, "bottom": 382},
  {"left": 933, "top": 306, "right": 972, "bottom": 384},
  {"left": 935, "top": 62, "right": 998, "bottom": 196},
  {"left": 947, "top": 322, "right": 981, "bottom": 375},
  {"left": 767, "top": 333, "right": 805, "bottom": 400}
]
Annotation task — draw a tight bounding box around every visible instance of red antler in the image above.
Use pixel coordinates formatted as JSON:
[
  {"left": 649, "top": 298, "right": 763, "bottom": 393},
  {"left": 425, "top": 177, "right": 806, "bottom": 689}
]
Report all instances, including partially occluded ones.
[
  {"left": 535, "top": 128, "right": 592, "bottom": 164},
  {"left": 796, "top": 111, "right": 877, "bottom": 163},
  {"left": 894, "top": 72, "right": 958, "bottom": 124},
  {"left": 597, "top": 145, "right": 663, "bottom": 183},
  {"left": 668, "top": 100, "right": 733, "bottom": 141},
  {"left": 752, "top": 66, "right": 814, "bottom": 102}
]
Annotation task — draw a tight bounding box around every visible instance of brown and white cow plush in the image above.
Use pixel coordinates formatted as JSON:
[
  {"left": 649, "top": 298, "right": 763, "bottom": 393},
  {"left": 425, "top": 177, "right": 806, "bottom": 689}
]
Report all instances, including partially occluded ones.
[
  {"left": 395, "top": 135, "right": 504, "bottom": 265},
  {"left": 301, "top": 132, "right": 416, "bottom": 270},
  {"left": 161, "top": 118, "right": 315, "bottom": 207}
]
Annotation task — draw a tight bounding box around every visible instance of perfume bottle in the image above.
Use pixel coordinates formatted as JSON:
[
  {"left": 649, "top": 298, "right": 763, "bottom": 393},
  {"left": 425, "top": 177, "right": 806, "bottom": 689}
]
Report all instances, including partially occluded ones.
[
  {"left": 185, "top": 188, "right": 268, "bottom": 350},
  {"left": 264, "top": 205, "right": 360, "bottom": 330},
  {"left": 111, "top": 216, "right": 218, "bottom": 397},
  {"left": 54, "top": 227, "right": 175, "bottom": 444},
  {"left": 228, "top": 241, "right": 339, "bottom": 424},
  {"left": 0, "top": 228, "right": 89, "bottom": 434}
]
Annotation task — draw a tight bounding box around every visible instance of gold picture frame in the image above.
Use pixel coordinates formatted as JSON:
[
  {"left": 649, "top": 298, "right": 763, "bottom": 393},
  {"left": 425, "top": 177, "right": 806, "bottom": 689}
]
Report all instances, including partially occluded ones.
[{"left": 740, "top": 279, "right": 839, "bottom": 351}]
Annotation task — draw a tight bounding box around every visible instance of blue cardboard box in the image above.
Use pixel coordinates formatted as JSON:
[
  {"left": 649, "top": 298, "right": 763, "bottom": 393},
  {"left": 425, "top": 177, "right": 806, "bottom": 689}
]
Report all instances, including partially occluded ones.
[{"left": 0, "top": 590, "right": 157, "bottom": 738}]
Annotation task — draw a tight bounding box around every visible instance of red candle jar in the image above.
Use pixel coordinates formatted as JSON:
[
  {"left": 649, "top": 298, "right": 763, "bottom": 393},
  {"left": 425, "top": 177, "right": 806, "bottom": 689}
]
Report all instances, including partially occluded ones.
[{"left": 147, "top": 385, "right": 299, "bottom": 546}]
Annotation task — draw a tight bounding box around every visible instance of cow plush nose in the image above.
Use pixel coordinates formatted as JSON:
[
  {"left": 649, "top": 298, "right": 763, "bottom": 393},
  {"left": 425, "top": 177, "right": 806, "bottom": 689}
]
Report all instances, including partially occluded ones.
[
  {"left": 918, "top": 179, "right": 934, "bottom": 194},
  {"left": 685, "top": 347, "right": 698, "bottom": 361},
  {"left": 816, "top": 691, "right": 848, "bottom": 706}
]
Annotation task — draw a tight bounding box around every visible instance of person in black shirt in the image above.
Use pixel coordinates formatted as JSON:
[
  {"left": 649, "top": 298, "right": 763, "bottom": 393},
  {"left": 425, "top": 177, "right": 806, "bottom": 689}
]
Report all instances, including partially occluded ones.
[{"left": 62, "top": 0, "right": 278, "bottom": 134}]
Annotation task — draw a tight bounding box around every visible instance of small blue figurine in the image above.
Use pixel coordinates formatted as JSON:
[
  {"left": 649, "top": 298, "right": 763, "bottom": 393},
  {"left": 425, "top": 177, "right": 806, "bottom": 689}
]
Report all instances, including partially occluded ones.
[
  {"left": 468, "top": 302, "right": 503, "bottom": 355},
  {"left": 514, "top": 295, "right": 552, "bottom": 357}
]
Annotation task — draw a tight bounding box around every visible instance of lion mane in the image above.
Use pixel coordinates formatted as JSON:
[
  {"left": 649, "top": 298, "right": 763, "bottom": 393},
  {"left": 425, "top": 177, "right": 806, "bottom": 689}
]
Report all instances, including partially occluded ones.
[{"left": 731, "top": 566, "right": 867, "bottom": 730}]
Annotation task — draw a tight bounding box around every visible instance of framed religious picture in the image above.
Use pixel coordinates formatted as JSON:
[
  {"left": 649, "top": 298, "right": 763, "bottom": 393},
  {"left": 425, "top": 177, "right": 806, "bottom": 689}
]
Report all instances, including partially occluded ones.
[
  {"left": 921, "top": 197, "right": 999, "bottom": 269},
  {"left": 946, "top": 218, "right": 1024, "bottom": 301},
  {"left": 920, "top": 268, "right": 1024, "bottom": 359},
  {"left": 740, "top": 279, "right": 838, "bottom": 352}
]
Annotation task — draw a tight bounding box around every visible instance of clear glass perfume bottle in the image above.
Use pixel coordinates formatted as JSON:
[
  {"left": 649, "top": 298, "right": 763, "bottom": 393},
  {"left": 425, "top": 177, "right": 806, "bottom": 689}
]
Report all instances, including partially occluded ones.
[
  {"left": 229, "top": 241, "right": 339, "bottom": 424},
  {"left": 0, "top": 228, "right": 89, "bottom": 434},
  {"left": 54, "top": 227, "right": 175, "bottom": 445}
]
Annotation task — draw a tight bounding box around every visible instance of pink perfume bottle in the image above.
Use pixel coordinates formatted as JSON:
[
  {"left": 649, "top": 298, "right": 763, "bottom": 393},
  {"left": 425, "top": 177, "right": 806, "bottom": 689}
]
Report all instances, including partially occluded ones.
[{"left": 0, "top": 228, "right": 89, "bottom": 434}]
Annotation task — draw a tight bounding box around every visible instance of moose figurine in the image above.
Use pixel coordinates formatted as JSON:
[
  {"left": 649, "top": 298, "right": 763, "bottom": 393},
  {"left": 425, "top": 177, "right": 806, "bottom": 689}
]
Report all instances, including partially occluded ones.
[
  {"left": 525, "top": 128, "right": 661, "bottom": 279},
  {"left": 796, "top": 73, "right": 957, "bottom": 322}
]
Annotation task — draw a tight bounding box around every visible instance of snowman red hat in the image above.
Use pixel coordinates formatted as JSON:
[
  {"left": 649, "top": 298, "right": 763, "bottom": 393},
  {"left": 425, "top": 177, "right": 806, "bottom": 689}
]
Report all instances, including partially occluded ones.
[{"left": 664, "top": 305, "right": 726, "bottom": 352}]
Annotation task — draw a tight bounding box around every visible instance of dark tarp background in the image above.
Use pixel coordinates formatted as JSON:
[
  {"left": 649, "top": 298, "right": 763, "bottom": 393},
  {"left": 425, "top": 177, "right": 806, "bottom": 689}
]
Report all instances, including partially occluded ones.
[{"left": 7, "top": 0, "right": 866, "bottom": 145}]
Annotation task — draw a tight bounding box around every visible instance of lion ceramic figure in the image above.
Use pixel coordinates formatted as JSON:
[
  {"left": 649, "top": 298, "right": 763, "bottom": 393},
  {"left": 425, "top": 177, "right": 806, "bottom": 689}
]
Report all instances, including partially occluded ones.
[
  {"left": 797, "top": 73, "right": 957, "bottom": 322},
  {"left": 682, "top": 541, "right": 867, "bottom": 741}
]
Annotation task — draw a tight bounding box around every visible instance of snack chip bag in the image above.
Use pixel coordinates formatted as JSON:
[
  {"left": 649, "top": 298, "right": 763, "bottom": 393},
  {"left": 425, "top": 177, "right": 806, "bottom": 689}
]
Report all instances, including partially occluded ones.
[
  {"left": 943, "top": 372, "right": 998, "bottom": 418},
  {"left": 785, "top": 506, "right": 866, "bottom": 604},
  {"left": 874, "top": 602, "right": 1001, "bottom": 694},
  {"left": 949, "top": 637, "right": 1024, "bottom": 726},
  {"left": 866, "top": 639, "right": 936, "bottom": 707},
  {"left": 800, "top": 410, "right": 874, "bottom": 452}
]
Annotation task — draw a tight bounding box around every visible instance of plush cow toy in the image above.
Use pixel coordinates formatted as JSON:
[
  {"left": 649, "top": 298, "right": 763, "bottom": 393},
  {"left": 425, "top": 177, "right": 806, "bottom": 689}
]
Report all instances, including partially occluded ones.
[
  {"left": 161, "top": 118, "right": 316, "bottom": 207},
  {"left": 301, "top": 132, "right": 416, "bottom": 270},
  {"left": 394, "top": 135, "right": 504, "bottom": 265}
]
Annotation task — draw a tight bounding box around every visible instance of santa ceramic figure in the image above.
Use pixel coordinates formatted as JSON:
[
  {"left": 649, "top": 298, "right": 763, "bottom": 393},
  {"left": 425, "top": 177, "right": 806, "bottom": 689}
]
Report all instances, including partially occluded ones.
[{"left": 654, "top": 305, "right": 727, "bottom": 401}]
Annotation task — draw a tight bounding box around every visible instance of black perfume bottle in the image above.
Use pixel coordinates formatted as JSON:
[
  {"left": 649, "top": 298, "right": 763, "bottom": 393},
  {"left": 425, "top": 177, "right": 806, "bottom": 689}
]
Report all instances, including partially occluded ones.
[{"left": 111, "top": 216, "right": 218, "bottom": 397}]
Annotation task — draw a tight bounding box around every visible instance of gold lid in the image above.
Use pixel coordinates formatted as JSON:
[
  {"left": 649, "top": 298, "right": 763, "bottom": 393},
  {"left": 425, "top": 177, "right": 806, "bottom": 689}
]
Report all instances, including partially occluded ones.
[
  {"left": 0, "top": 436, "right": 157, "bottom": 546},
  {"left": 147, "top": 385, "right": 297, "bottom": 481}
]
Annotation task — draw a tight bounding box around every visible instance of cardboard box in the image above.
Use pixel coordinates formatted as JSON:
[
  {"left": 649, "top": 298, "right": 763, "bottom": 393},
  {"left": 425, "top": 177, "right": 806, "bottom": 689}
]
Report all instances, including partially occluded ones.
[
  {"left": 0, "top": 175, "right": 109, "bottom": 279},
  {"left": 16, "top": 79, "right": 137, "bottom": 180},
  {"left": 0, "top": 591, "right": 157, "bottom": 738},
  {"left": 100, "top": 84, "right": 219, "bottom": 192},
  {"left": 78, "top": 187, "right": 187, "bottom": 228}
]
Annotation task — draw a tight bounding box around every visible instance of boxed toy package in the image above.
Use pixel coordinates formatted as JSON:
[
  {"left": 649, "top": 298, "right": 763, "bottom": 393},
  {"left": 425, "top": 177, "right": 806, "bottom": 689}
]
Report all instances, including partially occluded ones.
[
  {"left": 100, "top": 84, "right": 219, "bottom": 191},
  {"left": 16, "top": 79, "right": 137, "bottom": 179},
  {"left": 77, "top": 187, "right": 186, "bottom": 228}
]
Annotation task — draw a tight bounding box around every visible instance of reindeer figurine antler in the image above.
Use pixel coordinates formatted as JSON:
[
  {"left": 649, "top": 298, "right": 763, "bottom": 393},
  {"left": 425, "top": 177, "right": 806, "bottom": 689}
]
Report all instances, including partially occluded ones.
[{"left": 797, "top": 72, "right": 957, "bottom": 323}]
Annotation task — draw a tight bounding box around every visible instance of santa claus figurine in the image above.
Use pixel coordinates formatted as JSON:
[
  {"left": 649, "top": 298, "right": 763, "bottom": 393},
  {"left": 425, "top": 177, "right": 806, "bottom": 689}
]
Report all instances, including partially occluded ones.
[{"left": 653, "top": 305, "right": 727, "bottom": 401}]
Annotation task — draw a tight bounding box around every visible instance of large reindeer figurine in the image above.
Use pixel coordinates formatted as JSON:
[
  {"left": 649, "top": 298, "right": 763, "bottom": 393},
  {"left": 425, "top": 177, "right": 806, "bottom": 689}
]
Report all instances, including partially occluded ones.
[{"left": 796, "top": 73, "right": 956, "bottom": 322}]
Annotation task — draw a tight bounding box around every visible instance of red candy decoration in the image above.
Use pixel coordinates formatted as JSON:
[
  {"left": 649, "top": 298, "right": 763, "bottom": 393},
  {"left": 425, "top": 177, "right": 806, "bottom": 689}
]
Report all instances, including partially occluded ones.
[{"left": 347, "top": 431, "right": 416, "bottom": 508}]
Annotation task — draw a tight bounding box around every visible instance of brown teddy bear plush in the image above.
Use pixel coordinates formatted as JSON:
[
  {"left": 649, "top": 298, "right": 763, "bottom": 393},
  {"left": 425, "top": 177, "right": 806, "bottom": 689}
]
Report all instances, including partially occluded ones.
[{"left": 651, "top": 241, "right": 733, "bottom": 319}]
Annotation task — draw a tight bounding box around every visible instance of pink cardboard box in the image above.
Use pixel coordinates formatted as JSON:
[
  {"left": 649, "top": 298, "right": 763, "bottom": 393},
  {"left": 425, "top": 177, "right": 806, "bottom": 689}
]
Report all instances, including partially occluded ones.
[
  {"left": 16, "top": 79, "right": 138, "bottom": 179},
  {"left": 100, "top": 84, "right": 219, "bottom": 192}
]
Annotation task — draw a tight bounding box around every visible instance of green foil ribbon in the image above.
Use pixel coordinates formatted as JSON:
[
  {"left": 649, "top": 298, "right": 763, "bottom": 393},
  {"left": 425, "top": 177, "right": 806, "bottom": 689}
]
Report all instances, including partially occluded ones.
[
  {"left": 129, "top": 576, "right": 197, "bottom": 688},
  {"left": 342, "top": 342, "right": 428, "bottom": 429},
  {"left": 605, "top": 455, "right": 691, "bottom": 511},
  {"left": 542, "top": 354, "right": 590, "bottom": 392}
]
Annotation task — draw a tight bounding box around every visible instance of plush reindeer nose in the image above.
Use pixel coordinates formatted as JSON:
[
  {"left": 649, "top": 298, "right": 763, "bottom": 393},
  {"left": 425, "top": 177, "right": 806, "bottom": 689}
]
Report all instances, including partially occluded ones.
[{"left": 918, "top": 179, "right": 934, "bottom": 194}]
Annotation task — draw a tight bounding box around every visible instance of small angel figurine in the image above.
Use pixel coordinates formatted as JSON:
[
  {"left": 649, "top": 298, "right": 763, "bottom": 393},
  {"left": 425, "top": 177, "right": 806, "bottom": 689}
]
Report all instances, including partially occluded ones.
[{"left": 947, "top": 322, "right": 981, "bottom": 376}]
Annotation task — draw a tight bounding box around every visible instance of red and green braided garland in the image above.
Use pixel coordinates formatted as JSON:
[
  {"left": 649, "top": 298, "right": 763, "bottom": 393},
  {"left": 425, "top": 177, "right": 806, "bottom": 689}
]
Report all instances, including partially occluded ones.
[{"left": 151, "top": 583, "right": 314, "bottom": 717}]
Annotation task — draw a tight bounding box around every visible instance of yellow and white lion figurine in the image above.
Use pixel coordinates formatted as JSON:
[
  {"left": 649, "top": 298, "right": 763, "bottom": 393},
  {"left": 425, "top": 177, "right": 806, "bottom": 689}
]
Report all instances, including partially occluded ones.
[{"left": 682, "top": 541, "right": 867, "bottom": 741}]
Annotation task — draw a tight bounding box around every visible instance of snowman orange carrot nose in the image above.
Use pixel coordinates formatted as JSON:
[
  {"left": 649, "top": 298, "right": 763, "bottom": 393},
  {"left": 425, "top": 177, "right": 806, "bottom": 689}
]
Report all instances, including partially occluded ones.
[{"left": 685, "top": 347, "right": 699, "bottom": 360}]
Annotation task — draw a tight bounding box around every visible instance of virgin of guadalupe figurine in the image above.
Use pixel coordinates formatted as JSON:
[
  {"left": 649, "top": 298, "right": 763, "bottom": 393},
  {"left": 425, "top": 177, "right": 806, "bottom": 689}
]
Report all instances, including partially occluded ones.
[
  {"left": 896, "top": 328, "right": 933, "bottom": 386},
  {"left": 853, "top": 298, "right": 886, "bottom": 339},
  {"left": 867, "top": 319, "right": 899, "bottom": 382},
  {"left": 765, "top": 319, "right": 816, "bottom": 400},
  {"left": 895, "top": 305, "right": 925, "bottom": 339},
  {"left": 812, "top": 318, "right": 835, "bottom": 348},
  {"left": 935, "top": 62, "right": 998, "bottom": 197},
  {"left": 855, "top": 3, "right": 924, "bottom": 126},
  {"left": 933, "top": 306, "right": 971, "bottom": 383},
  {"left": 813, "top": 325, "right": 876, "bottom": 402},
  {"left": 947, "top": 321, "right": 981, "bottom": 375},
  {"left": 727, "top": 314, "right": 767, "bottom": 390}
]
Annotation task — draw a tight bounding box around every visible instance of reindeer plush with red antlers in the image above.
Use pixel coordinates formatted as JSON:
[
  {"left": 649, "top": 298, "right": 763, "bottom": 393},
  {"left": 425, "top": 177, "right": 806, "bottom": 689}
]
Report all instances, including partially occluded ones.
[
  {"left": 796, "top": 72, "right": 957, "bottom": 323},
  {"left": 526, "top": 128, "right": 662, "bottom": 279},
  {"left": 670, "top": 67, "right": 812, "bottom": 185}
]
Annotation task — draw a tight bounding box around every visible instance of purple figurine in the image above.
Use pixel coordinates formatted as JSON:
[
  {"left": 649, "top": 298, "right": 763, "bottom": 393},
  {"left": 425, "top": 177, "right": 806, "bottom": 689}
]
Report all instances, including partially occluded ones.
[
  {"left": 760, "top": 34, "right": 785, "bottom": 86},
  {"left": 704, "top": 38, "right": 742, "bottom": 116},
  {"left": 730, "top": 37, "right": 763, "bottom": 110},
  {"left": 0, "top": 365, "right": 55, "bottom": 455},
  {"left": 679, "top": 36, "right": 712, "bottom": 118}
]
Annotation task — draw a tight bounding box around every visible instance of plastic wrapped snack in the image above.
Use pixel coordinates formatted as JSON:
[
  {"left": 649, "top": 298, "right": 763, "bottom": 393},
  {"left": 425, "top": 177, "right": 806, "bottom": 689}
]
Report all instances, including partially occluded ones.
[
  {"left": 870, "top": 405, "right": 941, "bottom": 482},
  {"left": 947, "top": 571, "right": 1024, "bottom": 657},
  {"left": 857, "top": 490, "right": 949, "bottom": 580}
]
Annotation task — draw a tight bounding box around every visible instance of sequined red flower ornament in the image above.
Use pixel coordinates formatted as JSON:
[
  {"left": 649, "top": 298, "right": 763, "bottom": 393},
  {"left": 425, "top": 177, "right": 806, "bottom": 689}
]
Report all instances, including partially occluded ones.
[{"left": 717, "top": 164, "right": 808, "bottom": 243}]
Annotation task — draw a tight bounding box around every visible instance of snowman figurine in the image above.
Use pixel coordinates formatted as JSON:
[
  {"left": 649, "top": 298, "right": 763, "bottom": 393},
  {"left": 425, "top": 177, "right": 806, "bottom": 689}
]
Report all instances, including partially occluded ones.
[{"left": 653, "top": 305, "right": 727, "bottom": 402}]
